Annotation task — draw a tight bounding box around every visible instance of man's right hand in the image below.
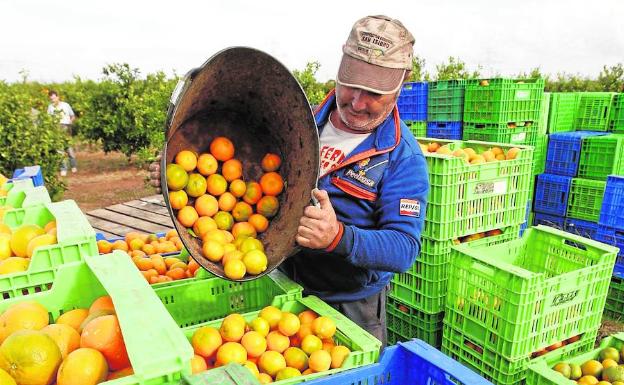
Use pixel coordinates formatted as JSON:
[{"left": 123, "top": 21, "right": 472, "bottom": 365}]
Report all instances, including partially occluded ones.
[{"left": 148, "top": 154, "right": 162, "bottom": 194}]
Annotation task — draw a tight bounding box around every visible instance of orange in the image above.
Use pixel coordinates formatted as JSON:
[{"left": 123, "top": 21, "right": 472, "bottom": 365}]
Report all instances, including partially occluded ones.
[
  {"left": 150, "top": 255, "right": 167, "bottom": 275},
  {"left": 220, "top": 314, "right": 247, "bottom": 343},
  {"left": 202, "top": 240, "right": 225, "bottom": 262},
  {"left": 491, "top": 146, "right": 503, "bottom": 156},
  {"left": 260, "top": 306, "right": 282, "bottom": 330},
  {"left": 260, "top": 172, "right": 284, "bottom": 196},
  {"left": 175, "top": 150, "right": 198, "bottom": 172},
  {"left": 0, "top": 257, "right": 29, "bottom": 275},
  {"left": 296, "top": 323, "right": 313, "bottom": 341},
  {"left": 301, "top": 334, "right": 323, "bottom": 355},
  {"left": 243, "top": 182, "right": 263, "bottom": 205},
  {"left": 210, "top": 137, "right": 235, "bottom": 162},
  {"left": 192, "top": 326, "right": 222, "bottom": 359},
  {"left": 243, "top": 360, "right": 260, "bottom": 378},
  {"left": 56, "top": 308, "right": 89, "bottom": 332},
  {"left": 222, "top": 249, "right": 243, "bottom": 264},
  {"left": 232, "top": 222, "right": 257, "bottom": 239},
  {"left": 581, "top": 360, "right": 603, "bottom": 378},
  {"left": 240, "top": 237, "right": 264, "bottom": 253},
  {"left": 193, "top": 216, "right": 218, "bottom": 238},
  {"left": 602, "top": 358, "right": 618, "bottom": 370},
  {"left": 278, "top": 312, "right": 300, "bottom": 337},
  {"left": 166, "top": 163, "right": 189, "bottom": 191},
  {"left": 43, "top": 221, "right": 56, "bottom": 233},
  {"left": 309, "top": 350, "right": 331, "bottom": 372},
  {"left": 257, "top": 372, "right": 273, "bottom": 384},
  {"left": 128, "top": 238, "right": 145, "bottom": 251},
  {"left": 106, "top": 367, "right": 134, "bottom": 381},
  {"left": 261, "top": 153, "right": 282, "bottom": 172},
  {"left": 166, "top": 268, "right": 186, "bottom": 280},
  {"left": 222, "top": 159, "right": 243, "bottom": 182},
  {"left": 97, "top": 240, "right": 113, "bottom": 254},
  {"left": 276, "top": 367, "right": 302, "bottom": 380},
  {"left": 229, "top": 179, "right": 247, "bottom": 198},
  {"left": 216, "top": 342, "right": 247, "bottom": 365},
  {"left": 89, "top": 296, "right": 115, "bottom": 314},
  {"left": 202, "top": 229, "right": 228, "bottom": 245},
  {"left": 298, "top": 310, "right": 318, "bottom": 325},
  {"left": 197, "top": 153, "right": 218, "bottom": 176},
  {"left": 218, "top": 192, "right": 237, "bottom": 212},
  {"left": 185, "top": 173, "right": 208, "bottom": 197},
  {"left": 80, "top": 314, "right": 130, "bottom": 370},
  {"left": 322, "top": 338, "right": 335, "bottom": 353},
  {"left": 188, "top": 258, "right": 200, "bottom": 274},
  {"left": 578, "top": 376, "right": 599, "bottom": 385},
  {"left": 0, "top": 330, "right": 62, "bottom": 385},
  {"left": 249, "top": 214, "right": 269, "bottom": 233},
  {"left": 169, "top": 190, "right": 188, "bottom": 210},
  {"left": 111, "top": 239, "right": 128, "bottom": 252},
  {"left": 232, "top": 201, "right": 253, "bottom": 222},
  {"left": 506, "top": 147, "right": 521, "bottom": 160},
  {"left": 26, "top": 233, "right": 56, "bottom": 258},
  {"left": 207, "top": 174, "right": 228, "bottom": 196},
  {"left": 312, "top": 316, "right": 336, "bottom": 339},
  {"left": 1, "top": 302, "right": 49, "bottom": 335},
  {"left": 195, "top": 194, "right": 219, "bottom": 217},
  {"left": 266, "top": 331, "right": 290, "bottom": 353},
  {"left": 250, "top": 317, "right": 271, "bottom": 338},
  {"left": 283, "top": 347, "right": 309, "bottom": 372},
  {"left": 257, "top": 196, "right": 279, "bottom": 218},
  {"left": 57, "top": 348, "right": 108, "bottom": 385},
  {"left": 258, "top": 350, "right": 286, "bottom": 377},
  {"left": 224, "top": 259, "right": 246, "bottom": 280},
  {"left": 214, "top": 211, "right": 234, "bottom": 231},
  {"left": 243, "top": 249, "right": 268, "bottom": 275},
  {"left": 190, "top": 354, "right": 208, "bottom": 374},
  {"left": 178, "top": 206, "right": 199, "bottom": 227},
  {"left": 330, "top": 345, "right": 350, "bottom": 368},
  {"left": 241, "top": 331, "right": 267, "bottom": 358},
  {"left": 10, "top": 224, "right": 45, "bottom": 257},
  {"left": 42, "top": 324, "right": 80, "bottom": 359},
  {"left": 0, "top": 368, "right": 15, "bottom": 385},
  {"left": 222, "top": 230, "right": 235, "bottom": 243}
]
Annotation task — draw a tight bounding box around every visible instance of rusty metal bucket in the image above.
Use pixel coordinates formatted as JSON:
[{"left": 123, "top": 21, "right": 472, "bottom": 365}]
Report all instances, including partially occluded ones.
[{"left": 161, "top": 47, "right": 319, "bottom": 281}]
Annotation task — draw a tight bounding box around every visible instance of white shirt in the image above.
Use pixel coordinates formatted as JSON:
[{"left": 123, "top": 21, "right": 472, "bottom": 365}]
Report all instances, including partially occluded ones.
[
  {"left": 47, "top": 101, "right": 74, "bottom": 125},
  {"left": 319, "top": 114, "right": 371, "bottom": 177}
]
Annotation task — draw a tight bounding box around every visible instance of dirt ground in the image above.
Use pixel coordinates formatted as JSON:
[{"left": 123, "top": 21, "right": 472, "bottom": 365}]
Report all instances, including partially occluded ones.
[{"left": 61, "top": 146, "right": 158, "bottom": 212}]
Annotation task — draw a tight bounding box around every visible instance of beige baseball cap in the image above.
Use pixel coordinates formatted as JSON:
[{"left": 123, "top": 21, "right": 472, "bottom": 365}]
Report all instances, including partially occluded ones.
[{"left": 337, "top": 15, "right": 415, "bottom": 94}]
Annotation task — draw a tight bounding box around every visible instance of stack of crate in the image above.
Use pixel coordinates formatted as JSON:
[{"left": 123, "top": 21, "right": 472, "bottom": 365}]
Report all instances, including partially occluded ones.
[
  {"left": 388, "top": 138, "right": 532, "bottom": 348},
  {"left": 397, "top": 82, "right": 428, "bottom": 138},
  {"left": 426, "top": 80, "right": 465, "bottom": 140}
]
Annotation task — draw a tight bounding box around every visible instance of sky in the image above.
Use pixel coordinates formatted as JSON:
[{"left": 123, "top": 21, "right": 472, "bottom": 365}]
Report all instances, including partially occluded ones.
[{"left": 1, "top": 0, "right": 623, "bottom": 83}]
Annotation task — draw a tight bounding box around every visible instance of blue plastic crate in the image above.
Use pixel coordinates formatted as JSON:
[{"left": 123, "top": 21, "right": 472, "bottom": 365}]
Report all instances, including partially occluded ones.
[
  {"left": 533, "top": 173, "right": 572, "bottom": 216},
  {"left": 397, "top": 82, "right": 428, "bottom": 121},
  {"left": 303, "top": 339, "right": 494, "bottom": 385},
  {"left": 545, "top": 131, "right": 606, "bottom": 176},
  {"left": 533, "top": 212, "right": 565, "bottom": 230},
  {"left": 426, "top": 122, "right": 462, "bottom": 140},
  {"left": 11, "top": 165, "right": 44, "bottom": 187},
  {"left": 595, "top": 225, "right": 624, "bottom": 266},
  {"left": 600, "top": 175, "right": 624, "bottom": 230},
  {"left": 565, "top": 218, "right": 600, "bottom": 239}
]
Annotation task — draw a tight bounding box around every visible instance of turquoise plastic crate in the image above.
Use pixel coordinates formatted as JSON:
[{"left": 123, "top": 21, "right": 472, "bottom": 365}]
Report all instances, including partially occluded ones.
[
  {"left": 0, "top": 252, "right": 194, "bottom": 385},
  {"left": 444, "top": 225, "right": 617, "bottom": 361}
]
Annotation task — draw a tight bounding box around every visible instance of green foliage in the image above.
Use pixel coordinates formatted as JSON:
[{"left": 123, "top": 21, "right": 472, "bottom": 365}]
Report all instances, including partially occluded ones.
[
  {"left": 408, "top": 55, "right": 429, "bottom": 82},
  {"left": 434, "top": 56, "right": 481, "bottom": 80},
  {"left": 292, "top": 61, "right": 327, "bottom": 105},
  {"left": 0, "top": 81, "right": 68, "bottom": 199}
]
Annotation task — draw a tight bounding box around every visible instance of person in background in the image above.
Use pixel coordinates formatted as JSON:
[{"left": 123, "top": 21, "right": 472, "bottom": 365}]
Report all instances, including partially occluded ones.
[{"left": 47, "top": 90, "right": 77, "bottom": 176}]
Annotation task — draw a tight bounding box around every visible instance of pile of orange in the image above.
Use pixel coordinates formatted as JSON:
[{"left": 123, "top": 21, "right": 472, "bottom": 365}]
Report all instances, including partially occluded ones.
[
  {"left": 189, "top": 306, "right": 350, "bottom": 383},
  {"left": 0, "top": 220, "right": 58, "bottom": 276},
  {"left": 165, "top": 136, "right": 285, "bottom": 280},
  {"left": 0, "top": 296, "right": 133, "bottom": 385},
  {"left": 97, "top": 230, "right": 200, "bottom": 285},
  {"left": 419, "top": 141, "right": 521, "bottom": 164},
  {"left": 551, "top": 345, "right": 624, "bottom": 384}
]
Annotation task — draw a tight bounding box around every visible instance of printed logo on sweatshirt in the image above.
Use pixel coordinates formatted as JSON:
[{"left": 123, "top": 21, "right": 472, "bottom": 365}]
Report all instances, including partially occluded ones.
[{"left": 399, "top": 199, "right": 420, "bottom": 217}]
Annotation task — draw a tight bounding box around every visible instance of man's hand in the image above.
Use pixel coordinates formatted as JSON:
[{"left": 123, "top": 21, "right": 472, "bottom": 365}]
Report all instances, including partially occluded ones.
[
  {"left": 296, "top": 189, "right": 340, "bottom": 249},
  {"left": 149, "top": 153, "right": 162, "bottom": 194}
]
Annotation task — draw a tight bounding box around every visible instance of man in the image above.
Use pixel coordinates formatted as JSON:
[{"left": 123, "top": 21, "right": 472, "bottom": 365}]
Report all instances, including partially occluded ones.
[
  {"left": 151, "top": 15, "right": 428, "bottom": 346},
  {"left": 47, "top": 90, "right": 77, "bottom": 176}
]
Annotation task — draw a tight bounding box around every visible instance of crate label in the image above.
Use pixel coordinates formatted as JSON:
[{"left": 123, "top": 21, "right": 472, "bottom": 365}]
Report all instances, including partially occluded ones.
[
  {"left": 551, "top": 290, "right": 579, "bottom": 307},
  {"left": 474, "top": 180, "right": 508, "bottom": 195},
  {"left": 512, "top": 132, "right": 527, "bottom": 142},
  {"left": 515, "top": 90, "right": 530, "bottom": 100}
]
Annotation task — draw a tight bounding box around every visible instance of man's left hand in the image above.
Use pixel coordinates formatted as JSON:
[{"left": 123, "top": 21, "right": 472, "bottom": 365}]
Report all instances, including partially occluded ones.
[{"left": 296, "top": 189, "right": 340, "bottom": 249}]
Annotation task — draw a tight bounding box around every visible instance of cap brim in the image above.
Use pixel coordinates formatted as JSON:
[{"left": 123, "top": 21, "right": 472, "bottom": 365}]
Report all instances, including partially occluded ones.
[{"left": 336, "top": 54, "right": 405, "bottom": 95}]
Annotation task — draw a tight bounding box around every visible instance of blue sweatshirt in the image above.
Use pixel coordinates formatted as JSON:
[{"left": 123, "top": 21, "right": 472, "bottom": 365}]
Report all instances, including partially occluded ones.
[{"left": 280, "top": 90, "right": 429, "bottom": 302}]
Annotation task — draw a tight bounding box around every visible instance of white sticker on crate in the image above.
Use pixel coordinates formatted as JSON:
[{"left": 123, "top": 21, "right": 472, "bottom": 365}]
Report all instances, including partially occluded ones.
[
  {"left": 474, "top": 180, "right": 508, "bottom": 195},
  {"left": 515, "top": 90, "right": 530, "bottom": 100},
  {"left": 512, "top": 132, "right": 527, "bottom": 142}
]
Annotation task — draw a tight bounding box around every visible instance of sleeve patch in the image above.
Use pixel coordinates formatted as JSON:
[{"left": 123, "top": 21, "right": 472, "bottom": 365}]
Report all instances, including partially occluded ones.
[{"left": 399, "top": 199, "right": 420, "bottom": 217}]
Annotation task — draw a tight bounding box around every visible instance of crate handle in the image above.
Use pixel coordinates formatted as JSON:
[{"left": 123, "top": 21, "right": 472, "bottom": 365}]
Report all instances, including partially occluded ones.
[
  {"left": 603, "top": 106, "right": 609, "bottom": 119},
  {"left": 563, "top": 239, "right": 587, "bottom": 251}
]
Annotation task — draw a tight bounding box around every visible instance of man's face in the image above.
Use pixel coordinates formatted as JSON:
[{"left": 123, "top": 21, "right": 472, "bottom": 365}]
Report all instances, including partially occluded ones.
[
  {"left": 335, "top": 83, "right": 399, "bottom": 132},
  {"left": 49, "top": 94, "right": 59, "bottom": 104}
]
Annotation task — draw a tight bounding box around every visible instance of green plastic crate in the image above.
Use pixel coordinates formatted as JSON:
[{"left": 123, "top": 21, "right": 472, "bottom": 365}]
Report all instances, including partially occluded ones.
[
  {"left": 407, "top": 120, "right": 427, "bottom": 138},
  {"left": 0, "top": 200, "right": 98, "bottom": 299},
  {"left": 610, "top": 93, "right": 624, "bottom": 133},
  {"left": 604, "top": 273, "right": 624, "bottom": 320},
  {"left": 539, "top": 92, "right": 551, "bottom": 135},
  {"left": 0, "top": 178, "right": 37, "bottom": 207},
  {"left": 548, "top": 93, "right": 580, "bottom": 134},
  {"left": 0, "top": 252, "right": 194, "bottom": 385},
  {"left": 533, "top": 135, "right": 549, "bottom": 176},
  {"left": 181, "top": 363, "right": 258, "bottom": 385},
  {"left": 566, "top": 178, "right": 606, "bottom": 222},
  {"left": 463, "top": 78, "right": 545, "bottom": 124},
  {"left": 577, "top": 133, "right": 624, "bottom": 180},
  {"left": 442, "top": 322, "right": 597, "bottom": 385},
  {"left": 444, "top": 225, "right": 618, "bottom": 361},
  {"left": 417, "top": 138, "right": 533, "bottom": 240},
  {"left": 575, "top": 92, "right": 617, "bottom": 131},
  {"left": 463, "top": 121, "right": 540, "bottom": 146},
  {"left": 391, "top": 225, "right": 520, "bottom": 313},
  {"left": 180, "top": 296, "right": 381, "bottom": 385},
  {"left": 526, "top": 333, "right": 624, "bottom": 385},
  {"left": 427, "top": 80, "right": 466, "bottom": 122},
  {"left": 386, "top": 294, "right": 444, "bottom": 348}
]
